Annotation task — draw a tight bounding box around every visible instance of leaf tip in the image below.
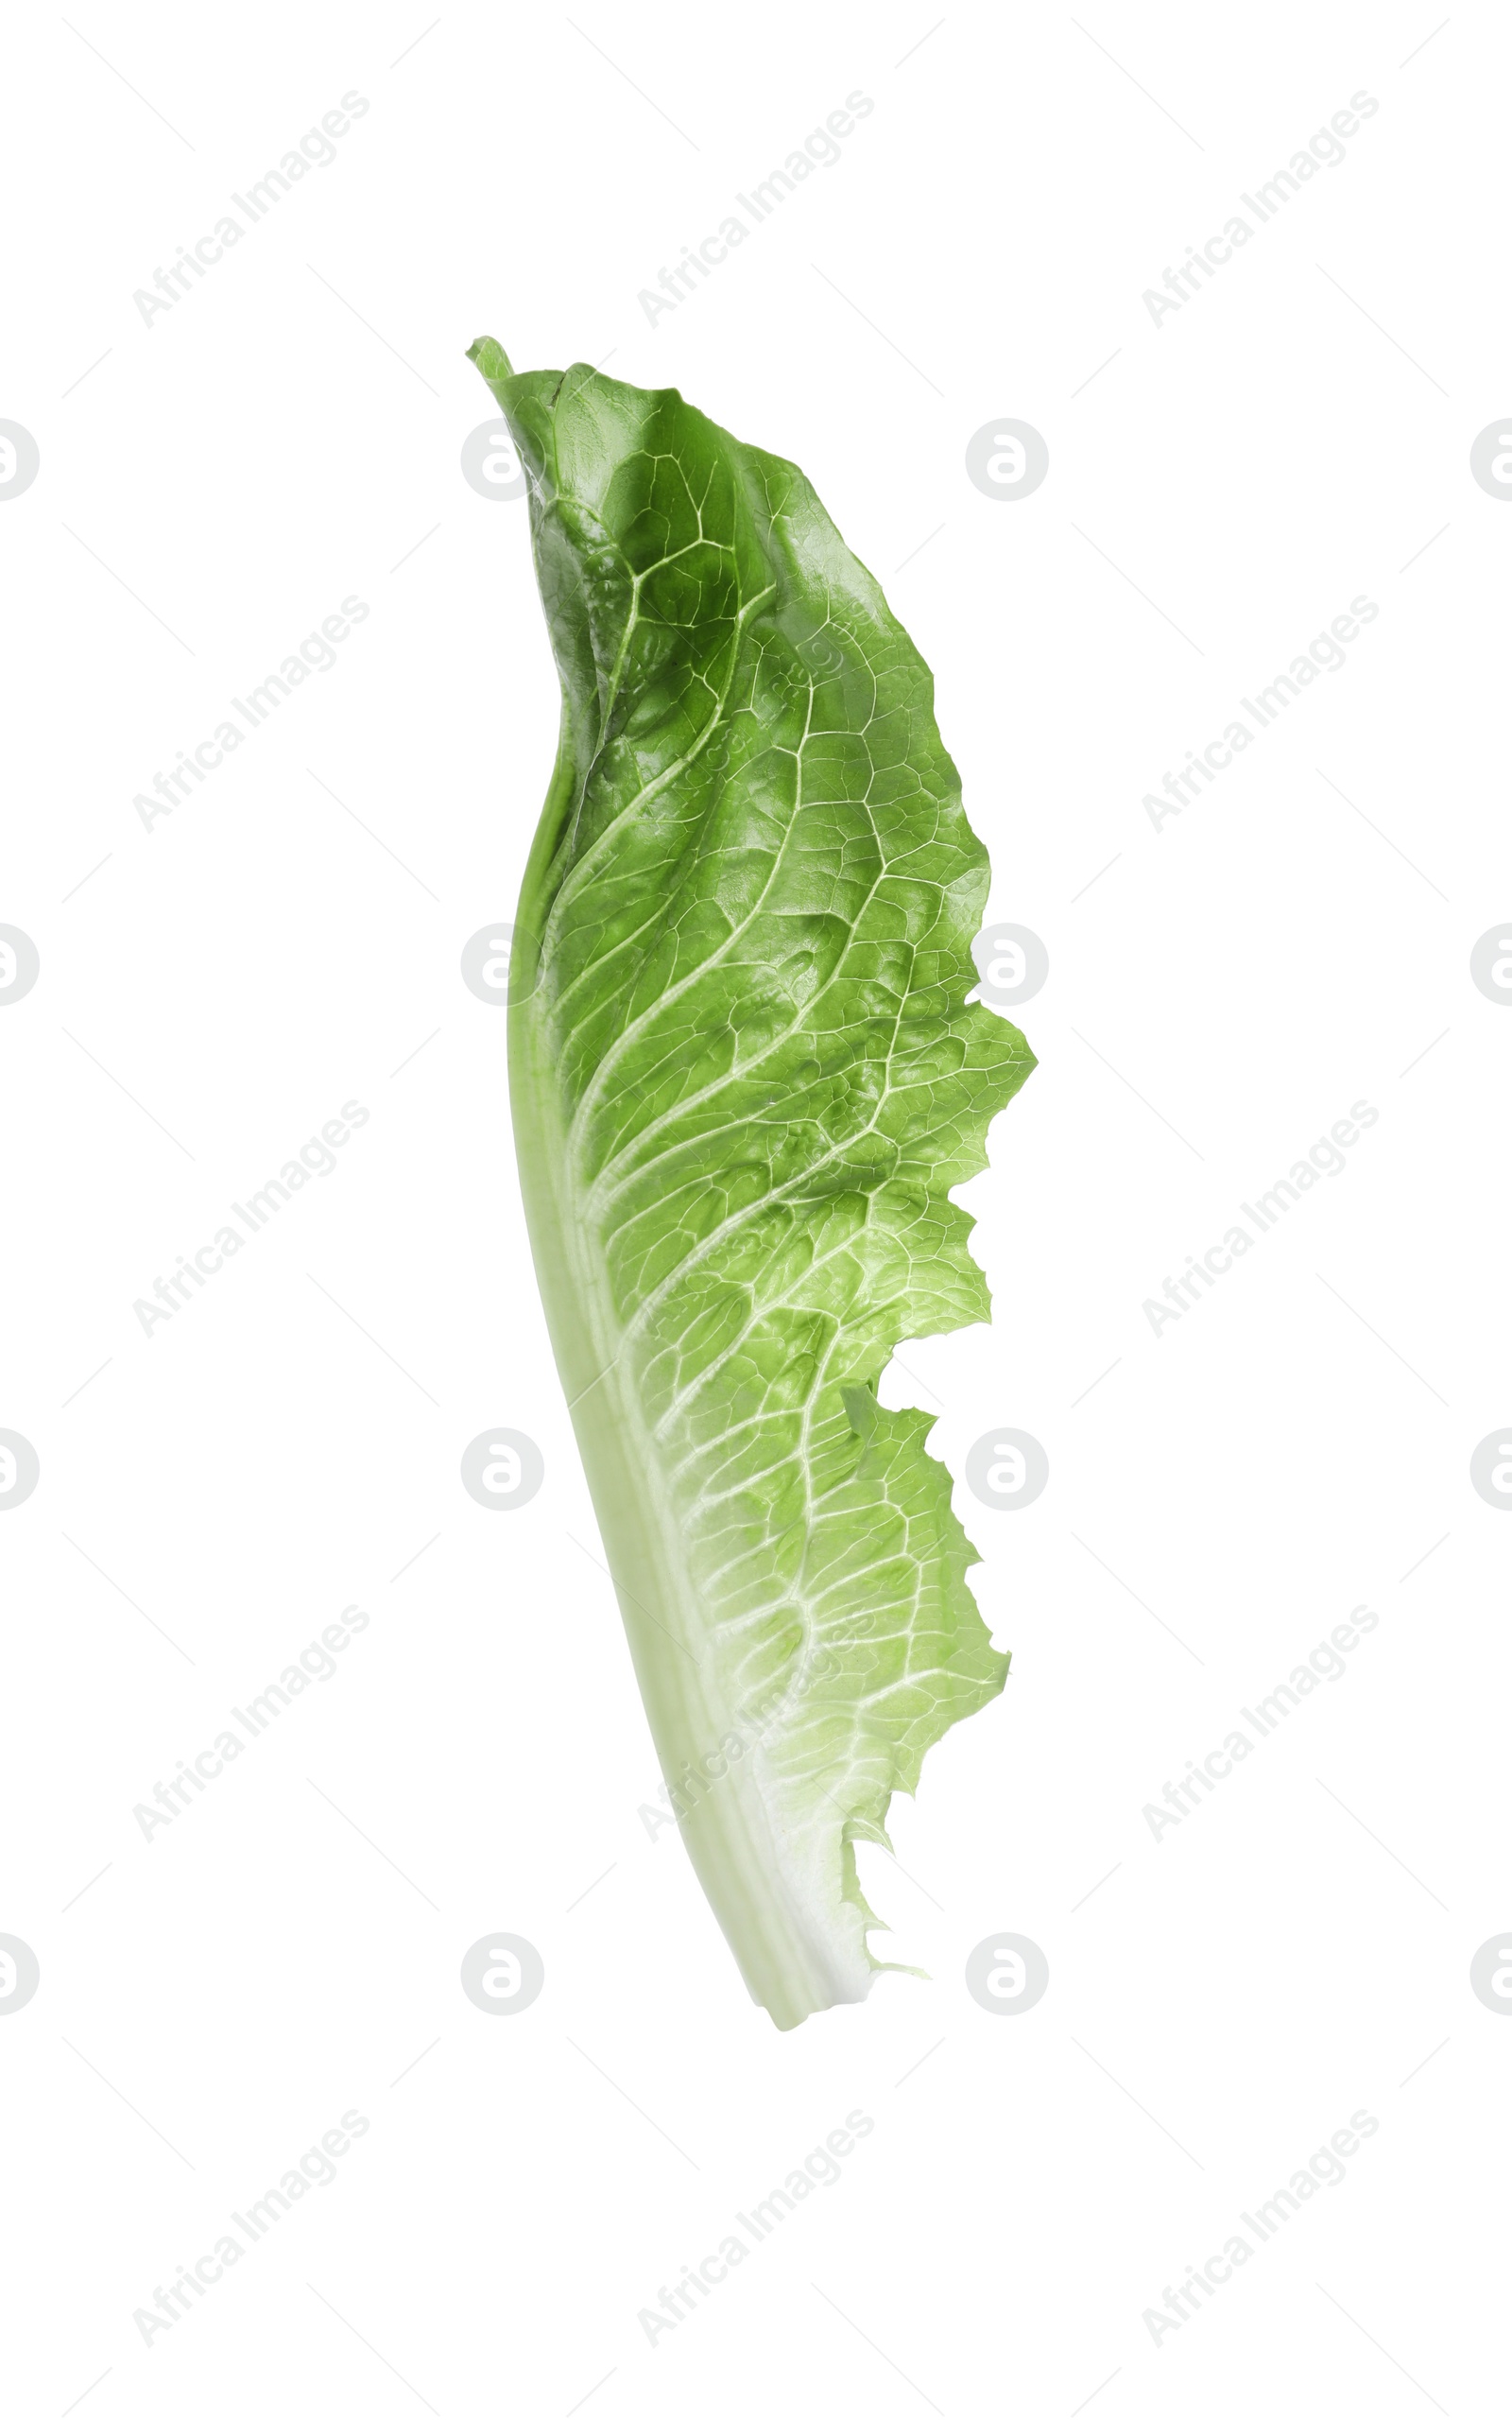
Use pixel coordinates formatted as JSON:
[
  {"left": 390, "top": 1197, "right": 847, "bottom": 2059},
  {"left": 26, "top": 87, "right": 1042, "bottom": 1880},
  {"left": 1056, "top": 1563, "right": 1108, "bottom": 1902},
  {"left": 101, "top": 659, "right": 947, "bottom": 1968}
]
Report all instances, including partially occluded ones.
[{"left": 467, "top": 334, "right": 514, "bottom": 383}]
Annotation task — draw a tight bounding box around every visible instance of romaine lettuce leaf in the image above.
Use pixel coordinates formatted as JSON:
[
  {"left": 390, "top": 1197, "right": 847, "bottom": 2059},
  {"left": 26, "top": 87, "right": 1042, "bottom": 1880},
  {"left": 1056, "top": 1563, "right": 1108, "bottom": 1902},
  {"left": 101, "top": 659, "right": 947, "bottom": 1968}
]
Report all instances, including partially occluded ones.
[{"left": 469, "top": 339, "right": 1035, "bottom": 2028}]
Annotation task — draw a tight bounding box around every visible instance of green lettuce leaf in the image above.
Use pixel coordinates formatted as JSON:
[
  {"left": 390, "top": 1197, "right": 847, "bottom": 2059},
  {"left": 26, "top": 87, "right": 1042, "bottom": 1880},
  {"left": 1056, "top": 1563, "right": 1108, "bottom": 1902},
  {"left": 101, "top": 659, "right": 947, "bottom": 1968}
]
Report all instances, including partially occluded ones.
[{"left": 469, "top": 339, "right": 1035, "bottom": 2028}]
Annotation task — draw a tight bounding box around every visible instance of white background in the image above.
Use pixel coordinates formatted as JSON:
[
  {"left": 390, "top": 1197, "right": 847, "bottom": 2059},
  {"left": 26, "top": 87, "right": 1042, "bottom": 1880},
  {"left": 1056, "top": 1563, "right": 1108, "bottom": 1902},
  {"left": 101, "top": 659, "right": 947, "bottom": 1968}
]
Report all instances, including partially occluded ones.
[{"left": 3, "top": 1, "right": 1507, "bottom": 2427}]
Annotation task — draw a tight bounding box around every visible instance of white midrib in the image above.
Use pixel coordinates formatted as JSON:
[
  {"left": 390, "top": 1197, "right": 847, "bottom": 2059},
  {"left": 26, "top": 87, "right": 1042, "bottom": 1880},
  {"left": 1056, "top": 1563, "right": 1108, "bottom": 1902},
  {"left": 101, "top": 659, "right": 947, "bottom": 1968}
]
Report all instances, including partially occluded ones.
[{"left": 508, "top": 976, "right": 873, "bottom": 2030}]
